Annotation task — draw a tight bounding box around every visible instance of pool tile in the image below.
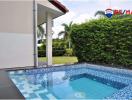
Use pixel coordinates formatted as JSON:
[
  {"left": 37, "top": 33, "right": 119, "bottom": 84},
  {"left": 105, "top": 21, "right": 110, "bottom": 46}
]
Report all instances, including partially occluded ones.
[
  {"left": 39, "top": 93, "right": 48, "bottom": 99},
  {"left": 23, "top": 93, "right": 30, "bottom": 98},
  {"left": 36, "top": 89, "right": 48, "bottom": 94},
  {"left": 8, "top": 63, "right": 132, "bottom": 99},
  {"left": 46, "top": 94, "right": 57, "bottom": 100}
]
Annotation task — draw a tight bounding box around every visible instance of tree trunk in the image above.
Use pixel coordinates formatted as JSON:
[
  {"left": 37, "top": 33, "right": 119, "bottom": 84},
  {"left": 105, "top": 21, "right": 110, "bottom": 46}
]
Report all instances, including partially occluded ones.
[{"left": 68, "top": 40, "right": 71, "bottom": 48}]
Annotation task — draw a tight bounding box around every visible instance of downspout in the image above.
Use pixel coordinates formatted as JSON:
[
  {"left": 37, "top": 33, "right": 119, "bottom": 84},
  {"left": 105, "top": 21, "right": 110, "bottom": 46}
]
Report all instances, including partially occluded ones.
[{"left": 33, "top": 0, "right": 38, "bottom": 67}]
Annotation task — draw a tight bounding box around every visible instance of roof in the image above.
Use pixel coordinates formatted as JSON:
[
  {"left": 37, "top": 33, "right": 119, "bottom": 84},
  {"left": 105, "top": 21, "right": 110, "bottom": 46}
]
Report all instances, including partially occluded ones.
[{"left": 49, "top": 0, "right": 69, "bottom": 13}]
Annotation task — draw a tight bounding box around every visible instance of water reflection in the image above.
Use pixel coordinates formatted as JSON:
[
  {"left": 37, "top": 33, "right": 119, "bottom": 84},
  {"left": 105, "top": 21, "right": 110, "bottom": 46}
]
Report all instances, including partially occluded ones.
[{"left": 27, "top": 71, "right": 68, "bottom": 88}]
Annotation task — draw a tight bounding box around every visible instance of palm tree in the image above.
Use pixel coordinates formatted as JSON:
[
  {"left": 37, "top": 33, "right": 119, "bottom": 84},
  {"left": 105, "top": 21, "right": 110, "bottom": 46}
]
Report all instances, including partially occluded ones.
[
  {"left": 37, "top": 25, "right": 46, "bottom": 45},
  {"left": 37, "top": 25, "right": 45, "bottom": 40},
  {"left": 37, "top": 25, "right": 55, "bottom": 44},
  {"left": 95, "top": 10, "right": 106, "bottom": 17},
  {"left": 58, "top": 21, "right": 73, "bottom": 48}
]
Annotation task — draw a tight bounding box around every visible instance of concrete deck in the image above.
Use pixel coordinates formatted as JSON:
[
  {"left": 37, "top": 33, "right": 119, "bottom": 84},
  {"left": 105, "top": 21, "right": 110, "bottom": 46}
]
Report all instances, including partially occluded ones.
[{"left": 0, "top": 70, "right": 24, "bottom": 99}]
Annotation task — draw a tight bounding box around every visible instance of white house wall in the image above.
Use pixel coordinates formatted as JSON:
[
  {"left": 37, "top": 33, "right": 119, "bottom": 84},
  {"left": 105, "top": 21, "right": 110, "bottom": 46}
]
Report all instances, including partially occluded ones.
[
  {"left": 0, "top": 1, "right": 34, "bottom": 68},
  {"left": 0, "top": 33, "right": 34, "bottom": 68}
]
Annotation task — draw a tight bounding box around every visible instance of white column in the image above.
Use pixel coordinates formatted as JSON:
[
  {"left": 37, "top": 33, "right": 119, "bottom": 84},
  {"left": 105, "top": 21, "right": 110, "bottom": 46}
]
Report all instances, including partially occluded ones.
[{"left": 46, "top": 13, "right": 53, "bottom": 66}]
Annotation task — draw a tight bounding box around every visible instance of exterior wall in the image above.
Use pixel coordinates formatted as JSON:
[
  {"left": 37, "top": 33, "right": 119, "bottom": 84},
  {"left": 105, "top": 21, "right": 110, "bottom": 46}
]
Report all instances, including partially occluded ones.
[
  {"left": 0, "top": 33, "right": 34, "bottom": 68},
  {"left": 0, "top": 1, "right": 34, "bottom": 68}
]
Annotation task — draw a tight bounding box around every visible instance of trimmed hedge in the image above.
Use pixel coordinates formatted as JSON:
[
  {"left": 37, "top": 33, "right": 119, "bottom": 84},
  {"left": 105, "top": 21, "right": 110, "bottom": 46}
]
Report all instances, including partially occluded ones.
[
  {"left": 71, "top": 18, "right": 132, "bottom": 67},
  {"left": 38, "top": 49, "right": 65, "bottom": 57},
  {"left": 65, "top": 48, "right": 74, "bottom": 56},
  {"left": 38, "top": 39, "right": 66, "bottom": 57}
]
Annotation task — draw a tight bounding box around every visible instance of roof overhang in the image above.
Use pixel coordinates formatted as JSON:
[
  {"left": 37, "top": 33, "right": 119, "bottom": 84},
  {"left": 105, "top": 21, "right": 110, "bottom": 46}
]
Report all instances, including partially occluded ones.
[
  {"left": 37, "top": 0, "right": 68, "bottom": 25},
  {"left": 49, "top": 0, "right": 69, "bottom": 13}
]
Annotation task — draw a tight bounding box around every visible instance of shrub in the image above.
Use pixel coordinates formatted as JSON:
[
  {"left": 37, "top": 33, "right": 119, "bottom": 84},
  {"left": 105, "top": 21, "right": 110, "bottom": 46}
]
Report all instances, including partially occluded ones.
[
  {"left": 65, "top": 48, "right": 73, "bottom": 56},
  {"left": 38, "top": 43, "right": 46, "bottom": 57},
  {"left": 53, "top": 47, "right": 65, "bottom": 56},
  {"left": 38, "top": 39, "right": 66, "bottom": 57},
  {"left": 38, "top": 50, "right": 46, "bottom": 57},
  {"left": 71, "top": 18, "right": 132, "bottom": 67}
]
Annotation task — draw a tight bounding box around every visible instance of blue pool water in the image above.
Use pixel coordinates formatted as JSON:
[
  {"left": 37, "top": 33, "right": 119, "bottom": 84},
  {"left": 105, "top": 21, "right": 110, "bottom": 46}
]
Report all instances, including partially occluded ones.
[
  {"left": 48, "top": 77, "right": 118, "bottom": 99},
  {"left": 8, "top": 64, "right": 132, "bottom": 99}
]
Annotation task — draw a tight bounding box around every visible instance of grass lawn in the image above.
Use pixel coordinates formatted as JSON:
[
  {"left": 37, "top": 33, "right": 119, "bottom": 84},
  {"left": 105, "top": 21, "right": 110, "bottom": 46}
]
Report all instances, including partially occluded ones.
[{"left": 38, "top": 56, "right": 78, "bottom": 64}]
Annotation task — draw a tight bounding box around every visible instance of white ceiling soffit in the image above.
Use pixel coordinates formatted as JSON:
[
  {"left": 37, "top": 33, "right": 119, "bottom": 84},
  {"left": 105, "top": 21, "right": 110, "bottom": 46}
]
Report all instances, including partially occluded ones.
[{"left": 37, "top": 0, "right": 64, "bottom": 25}]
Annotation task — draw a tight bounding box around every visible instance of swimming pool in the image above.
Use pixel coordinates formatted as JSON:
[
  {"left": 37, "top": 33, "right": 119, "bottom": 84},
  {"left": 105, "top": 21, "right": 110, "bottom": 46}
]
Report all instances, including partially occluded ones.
[{"left": 9, "top": 64, "right": 132, "bottom": 100}]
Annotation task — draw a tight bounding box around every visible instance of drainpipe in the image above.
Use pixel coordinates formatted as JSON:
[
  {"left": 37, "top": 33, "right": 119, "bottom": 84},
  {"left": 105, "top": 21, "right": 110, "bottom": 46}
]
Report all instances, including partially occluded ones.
[{"left": 33, "top": 0, "right": 38, "bottom": 67}]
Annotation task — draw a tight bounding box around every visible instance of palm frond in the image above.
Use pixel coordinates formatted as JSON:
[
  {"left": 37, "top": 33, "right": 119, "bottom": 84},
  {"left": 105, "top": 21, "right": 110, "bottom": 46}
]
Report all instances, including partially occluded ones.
[
  {"left": 37, "top": 25, "right": 45, "bottom": 39},
  {"left": 95, "top": 10, "right": 105, "bottom": 17},
  {"left": 69, "top": 21, "right": 73, "bottom": 27},
  {"left": 59, "top": 21, "right": 73, "bottom": 48},
  {"left": 58, "top": 31, "right": 65, "bottom": 36}
]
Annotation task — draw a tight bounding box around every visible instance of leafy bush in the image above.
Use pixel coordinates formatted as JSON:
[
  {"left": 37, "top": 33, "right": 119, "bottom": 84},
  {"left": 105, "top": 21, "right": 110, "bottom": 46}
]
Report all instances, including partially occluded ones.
[
  {"left": 71, "top": 18, "right": 132, "bottom": 67},
  {"left": 38, "top": 39, "right": 66, "bottom": 57},
  {"left": 38, "top": 50, "right": 46, "bottom": 57},
  {"left": 64, "top": 48, "right": 73, "bottom": 56},
  {"left": 38, "top": 44, "right": 46, "bottom": 57}
]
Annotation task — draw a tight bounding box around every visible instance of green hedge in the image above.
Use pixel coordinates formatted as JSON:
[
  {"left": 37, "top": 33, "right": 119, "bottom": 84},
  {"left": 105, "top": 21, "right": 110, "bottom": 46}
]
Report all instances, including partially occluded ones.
[
  {"left": 38, "top": 49, "right": 65, "bottom": 57},
  {"left": 65, "top": 48, "right": 74, "bottom": 56},
  {"left": 71, "top": 18, "right": 132, "bottom": 67},
  {"left": 38, "top": 39, "right": 66, "bottom": 57}
]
